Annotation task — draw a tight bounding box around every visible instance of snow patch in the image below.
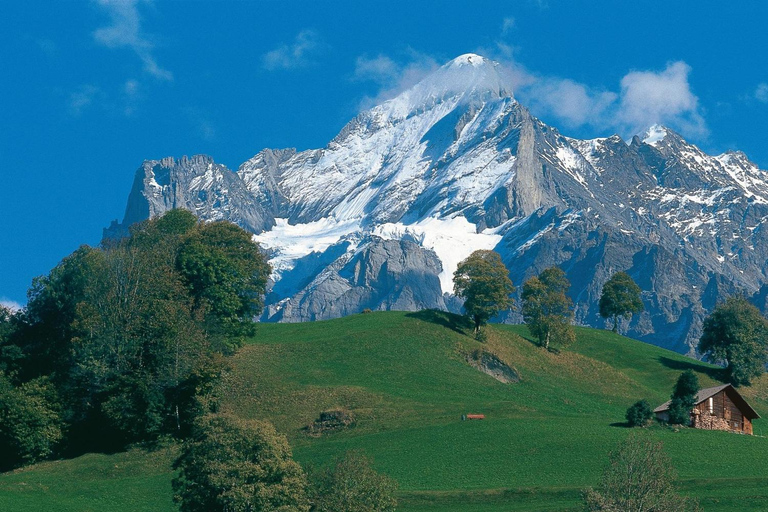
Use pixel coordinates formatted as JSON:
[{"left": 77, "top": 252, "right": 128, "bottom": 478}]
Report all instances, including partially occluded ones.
[
  {"left": 373, "top": 216, "right": 502, "bottom": 294},
  {"left": 643, "top": 125, "right": 667, "bottom": 146},
  {"left": 254, "top": 217, "right": 361, "bottom": 278}
]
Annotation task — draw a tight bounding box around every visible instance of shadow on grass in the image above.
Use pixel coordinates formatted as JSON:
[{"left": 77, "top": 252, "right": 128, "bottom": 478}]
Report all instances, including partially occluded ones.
[
  {"left": 657, "top": 356, "right": 727, "bottom": 381},
  {"left": 609, "top": 421, "right": 631, "bottom": 428},
  {"left": 405, "top": 309, "right": 472, "bottom": 336}
]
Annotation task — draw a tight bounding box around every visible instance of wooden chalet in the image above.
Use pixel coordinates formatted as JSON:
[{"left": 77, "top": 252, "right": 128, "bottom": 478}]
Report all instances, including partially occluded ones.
[{"left": 654, "top": 384, "right": 760, "bottom": 434}]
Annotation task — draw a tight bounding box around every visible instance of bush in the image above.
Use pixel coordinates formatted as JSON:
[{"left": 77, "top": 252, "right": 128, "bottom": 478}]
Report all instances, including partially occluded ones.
[
  {"left": 311, "top": 451, "right": 398, "bottom": 512},
  {"left": 583, "top": 433, "right": 700, "bottom": 511},
  {"left": 625, "top": 399, "right": 653, "bottom": 427},
  {"left": 173, "top": 414, "right": 309, "bottom": 512}
]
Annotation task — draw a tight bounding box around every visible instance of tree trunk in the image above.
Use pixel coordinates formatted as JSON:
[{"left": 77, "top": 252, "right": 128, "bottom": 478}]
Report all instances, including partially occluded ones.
[
  {"left": 545, "top": 330, "right": 550, "bottom": 350},
  {"left": 612, "top": 315, "right": 618, "bottom": 333}
]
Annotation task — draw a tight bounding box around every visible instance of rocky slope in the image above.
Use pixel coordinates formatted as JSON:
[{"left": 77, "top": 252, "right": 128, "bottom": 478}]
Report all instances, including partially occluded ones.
[{"left": 104, "top": 54, "right": 768, "bottom": 355}]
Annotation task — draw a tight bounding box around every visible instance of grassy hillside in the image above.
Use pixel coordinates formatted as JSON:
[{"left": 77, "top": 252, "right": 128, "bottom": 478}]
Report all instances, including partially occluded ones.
[{"left": 2, "top": 310, "right": 768, "bottom": 511}]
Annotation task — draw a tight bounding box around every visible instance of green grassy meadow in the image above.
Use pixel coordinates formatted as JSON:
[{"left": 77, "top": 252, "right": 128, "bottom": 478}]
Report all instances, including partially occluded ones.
[{"left": 2, "top": 310, "right": 768, "bottom": 510}]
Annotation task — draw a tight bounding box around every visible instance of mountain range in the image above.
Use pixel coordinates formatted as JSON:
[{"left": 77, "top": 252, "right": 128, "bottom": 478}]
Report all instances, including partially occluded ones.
[{"left": 104, "top": 53, "right": 768, "bottom": 355}]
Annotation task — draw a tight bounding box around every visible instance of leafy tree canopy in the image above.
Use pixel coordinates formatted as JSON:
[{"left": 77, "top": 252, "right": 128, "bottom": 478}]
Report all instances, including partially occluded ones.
[
  {"left": 453, "top": 250, "right": 515, "bottom": 335},
  {"left": 173, "top": 414, "right": 310, "bottom": 512},
  {"left": 521, "top": 267, "right": 575, "bottom": 350},
  {"left": 5, "top": 209, "right": 270, "bottom": 457},
  {"left": 311, "top": 451, "right": 398, "bottom": 512},
  {"left": 583, "top": 433, "right": 700, "bottom": 511},
  {"left": 698, "top": 296, "right": 768, "bottom": 386},
  {"left": 599, "top": 272, "right": 644, "bottom": 332}
]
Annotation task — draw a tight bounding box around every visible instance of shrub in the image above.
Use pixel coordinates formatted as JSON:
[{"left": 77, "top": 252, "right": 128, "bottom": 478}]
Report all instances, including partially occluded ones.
[
  {"left": 311, "top": 451, "right": 398, "bottom": 512},
  {"left": 625, "top": 399, "right": 653, "bottom": 427}
]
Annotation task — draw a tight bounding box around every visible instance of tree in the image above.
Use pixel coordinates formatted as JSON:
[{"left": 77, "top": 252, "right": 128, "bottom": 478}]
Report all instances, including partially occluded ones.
[
  {"left": 5, "top": 210, "right": 270, "bottom": 454},
  {"left": 698, "top": 296, "right": 768, "bottom": 386},
  {"left": 173, "top": 414, "right": 310, "bottom": 512},
  {"left": 583, "top": 433, "right": 700, "bottom": 512},
  {"left": 0, "top": 373, "right": 63, "bottom": 470},
  {"left": 521, "top": 267, "right": 575, "bottom": 350},
  {"left": 453, "top": 250, "right": 515, "bottom": 335},
  {"left": 625, "top": 400, "right": 653, "bottom": 427},
  {"left": 311, "top": 451, "right": 398, "bottom": 512},
  {"left": 667, "top": 370, "right": 699, "bottom": 426},
  {"left": 599, "top": 272, "right": 644, "bottom": 332}
]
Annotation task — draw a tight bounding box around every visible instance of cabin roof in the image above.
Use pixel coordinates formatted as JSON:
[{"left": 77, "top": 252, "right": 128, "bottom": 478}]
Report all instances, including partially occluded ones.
[{"left": 653, "top": 383, "right": 761, "bottom": 419}]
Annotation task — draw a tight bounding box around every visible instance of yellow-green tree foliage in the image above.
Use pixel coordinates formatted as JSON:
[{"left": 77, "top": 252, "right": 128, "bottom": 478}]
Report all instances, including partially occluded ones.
[{"left": 453, "top": 250, "right": 515, "bottom": 334}]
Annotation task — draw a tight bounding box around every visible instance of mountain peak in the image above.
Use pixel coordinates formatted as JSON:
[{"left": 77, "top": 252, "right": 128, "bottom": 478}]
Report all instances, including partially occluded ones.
[
  {"left": 379, "top": 54, "right": 513, "bottom": 118},
  {"left": 642, "top": 124, "right": 668, "bottom": 146},
  {"left": 446, "top": 53, "right": 491, "bottom": 68}
]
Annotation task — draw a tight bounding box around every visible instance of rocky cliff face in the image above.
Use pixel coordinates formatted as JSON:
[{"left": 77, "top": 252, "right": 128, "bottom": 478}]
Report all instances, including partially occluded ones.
[{"left": 105, "top": 54, "right": 768, "bottom": 355}]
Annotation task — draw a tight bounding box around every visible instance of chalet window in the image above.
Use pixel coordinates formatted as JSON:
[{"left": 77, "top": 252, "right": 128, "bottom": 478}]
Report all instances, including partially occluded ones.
[{"left": 708, "top": 397, "right": 713, "bottom": 414}]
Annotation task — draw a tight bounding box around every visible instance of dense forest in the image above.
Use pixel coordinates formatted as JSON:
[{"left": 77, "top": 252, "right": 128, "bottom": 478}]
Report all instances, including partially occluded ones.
[{"left": 0, "top": 209, "right": 269, "bottom": 468}]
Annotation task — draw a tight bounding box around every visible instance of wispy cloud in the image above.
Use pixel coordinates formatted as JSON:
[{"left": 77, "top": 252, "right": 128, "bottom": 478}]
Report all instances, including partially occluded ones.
[
  {"left": 69, "top": 84, "right": 104, "bottom": 115},
  {"left": 184, "top": 107, "right": 216, "bottom": 141},
  {"left": 93, "top": 0, "right": 172, "bottom": 81},
  {"left": 262, "top": 30, "right": 325, "bottom": 71},
  {"left": 501, "top": 17, "right": 516, "bottom": 34},
  {"left": 755, "top": 83, "right": 768, "bottom": 103},
  {"left": 0, "top": 298, "right": 22, "bottom": 313},
  {"left": 122, "top": 79, "right": 140, "bottom": 116},
  {"left": 478, "top": 41, "right": 706, "bottom": 139},
  {"left": 352, "top": 50, "right": 439, "bottom": 108}
]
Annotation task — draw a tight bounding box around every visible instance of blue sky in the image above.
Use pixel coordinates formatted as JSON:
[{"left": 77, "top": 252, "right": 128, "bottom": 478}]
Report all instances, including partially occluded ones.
[{"left": 2, "top": 0, "right": 768, "bottom": 308}]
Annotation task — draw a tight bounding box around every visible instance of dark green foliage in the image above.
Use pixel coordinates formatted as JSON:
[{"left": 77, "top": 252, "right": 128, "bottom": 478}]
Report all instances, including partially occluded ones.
[
  {"left": 625, "top": 399, "right": 653, "bottom": 427},
  {"left": 0, "top": 373, "right": 64, "bottom": 470},
  {"left": 698, "top": 296, "right": 768, "bottom": 386},
  {"left": 0, "top": 306, "right": 24, "bottom": 376},
  {"left": 583, "top": 433, "right": 700, "bottom": 511},
  {"left": 172, "top": 414, "right": 310, "bottom": 512},
  {"left": 599, "top": 272, "right": 644, "bottom": 332},
  {"left": 310, "top": 451, "right": 398, "bottom": 512},
  {"left": 4, "top": 210, "right": 269, "bottom": 458},
  {"left": 453, "top": 250, "right": 515, "bottom": 334},
  {"left": 667, "top": 371, "right": 699, "bottom": 425},
  {"left": 178, "top": 222, "right": 270, "bottom": 324},
  {"left": 521, "top": 267, "right": 575, "bottom": 350}
]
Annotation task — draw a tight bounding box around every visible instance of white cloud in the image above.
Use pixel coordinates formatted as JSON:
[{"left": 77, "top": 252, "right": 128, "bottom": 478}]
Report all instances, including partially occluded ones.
[
  {"left": 122, "top": 79, "right": 140, "bottom": 115},
  {"left": 262, "top": 30, "right": 324, "bottom": 70},
  {"left": 488, "top": 48, "right": 706, "bottom": 138},
  {"left": 756, "top": 83, "right": 768, "bottom": 103},
  {"left": 525, "top": 78, "right": 617, "bottom": 129},
  {"left": 69, "top": 84, "right": 103, "bottom": 115},
  {"left": 615, "top": 61, "right": 705, "bottom": 137},
  {"left": 501, "top": 17, "right": 516, "bottom": 34},
  {"left": 93, "top": 0, "right": 172, "bottom": 81},
  {"left": 0, "top": 299, "right": 22, "bottom": 313},
  {"left": 184, "top": 107, "right": 216, "bottom": 141},
  {"left": 352, "top": 50, "right": 440, "bottom": 108}
]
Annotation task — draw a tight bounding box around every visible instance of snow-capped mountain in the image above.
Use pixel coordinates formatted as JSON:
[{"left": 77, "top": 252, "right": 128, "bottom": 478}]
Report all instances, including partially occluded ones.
[{"left": 105, "top": 54, "right": 768, "bottom": 355}]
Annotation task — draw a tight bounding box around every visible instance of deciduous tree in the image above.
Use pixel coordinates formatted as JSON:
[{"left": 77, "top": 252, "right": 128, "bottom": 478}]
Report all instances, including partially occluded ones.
[
  {"left": 521, "top": 267, "right": 575, "bottom": 350},
  {"left": 698, "top": 296, "right": 768, "bottom": 386},
  {"left": 599, "top": 272, "right": 644, "bottom": 332},
  {"left": 453, "top": 250, "right": 515, "bottom": 335},
  {"left": 311, "top": 451, "right": 398, "bottom": 512},
  {"left": 173, "top": 414, "right": 310, "bottom": 512},
  {"left": 583, "top": 433, "right": 700, "bottom": 511}
]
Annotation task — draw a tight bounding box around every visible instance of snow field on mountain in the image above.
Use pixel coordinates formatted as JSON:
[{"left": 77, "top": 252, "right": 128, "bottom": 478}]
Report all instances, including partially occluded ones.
[{"left": 373, "top": 216, "right": 503, "bottom": 294}]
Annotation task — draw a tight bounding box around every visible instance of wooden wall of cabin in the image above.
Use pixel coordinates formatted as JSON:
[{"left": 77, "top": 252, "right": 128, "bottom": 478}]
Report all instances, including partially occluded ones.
[{"left": 692, "top": 390, "right": 752, "bottom": 434}]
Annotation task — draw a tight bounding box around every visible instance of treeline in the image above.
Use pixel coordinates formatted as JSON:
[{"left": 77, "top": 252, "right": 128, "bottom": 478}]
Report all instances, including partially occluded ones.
[{"left": 0, "top": 209, "right": 270, "bottom": 469}]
